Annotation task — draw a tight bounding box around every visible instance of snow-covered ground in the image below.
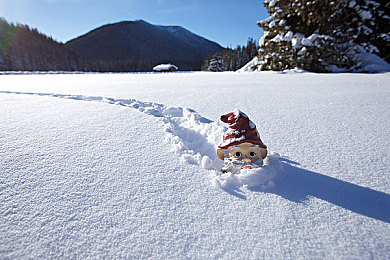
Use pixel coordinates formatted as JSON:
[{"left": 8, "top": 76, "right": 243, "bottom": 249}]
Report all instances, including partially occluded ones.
[{"left": 1, "top": 72, "right": 389, "bottom": 259}]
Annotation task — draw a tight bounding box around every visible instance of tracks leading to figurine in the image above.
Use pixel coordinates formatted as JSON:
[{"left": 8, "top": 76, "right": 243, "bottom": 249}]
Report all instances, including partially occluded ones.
[{"left": 0, "top": 90, "right": 225, "bottom": 171}]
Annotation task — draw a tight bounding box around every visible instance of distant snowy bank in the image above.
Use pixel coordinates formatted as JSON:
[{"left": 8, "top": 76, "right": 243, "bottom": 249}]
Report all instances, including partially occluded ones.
[{"left": 238, "top": 54, "right": 390, "bottom": 73}]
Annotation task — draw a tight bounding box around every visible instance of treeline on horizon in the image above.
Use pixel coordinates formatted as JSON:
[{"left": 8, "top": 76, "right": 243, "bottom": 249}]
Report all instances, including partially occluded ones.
[
  {"left": 0, "top": 18, "right": 152, "bottom": 72},
  {"left": 0, "top": 18, "right": 88, "bottom": 71},
  {"left": 2, "top": 0, "right": 389, "bottom": 75},
  {"left": 0, "top": 18, "right": 242, "bottom": 72},
  {"left": 202, "top": 38, "right": 258, "bottom": 71}
]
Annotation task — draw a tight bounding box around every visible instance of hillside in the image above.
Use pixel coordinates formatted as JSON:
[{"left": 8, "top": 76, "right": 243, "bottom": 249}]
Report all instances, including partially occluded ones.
[
  {"left": 0, "top": 18, "right": 87, "bottom": 71},
  {"left": 66, "top": 20, "right": 223, "bottom": 71}
]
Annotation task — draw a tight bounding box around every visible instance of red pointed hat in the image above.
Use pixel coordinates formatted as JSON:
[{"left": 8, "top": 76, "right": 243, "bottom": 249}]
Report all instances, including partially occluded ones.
[{"left": 218, "top": 109, "right": 267, "bottom": 150}]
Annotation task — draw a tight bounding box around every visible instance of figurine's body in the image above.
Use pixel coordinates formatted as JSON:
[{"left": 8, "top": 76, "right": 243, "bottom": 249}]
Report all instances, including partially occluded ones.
[{"left": 217, "top": 110, "right": 267, "bottom": 174}]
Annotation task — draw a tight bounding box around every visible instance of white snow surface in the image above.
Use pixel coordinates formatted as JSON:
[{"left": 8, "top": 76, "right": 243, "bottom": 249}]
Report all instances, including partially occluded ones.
[{"left": 1, "top": 72, "right": 390, "bottom": 259}]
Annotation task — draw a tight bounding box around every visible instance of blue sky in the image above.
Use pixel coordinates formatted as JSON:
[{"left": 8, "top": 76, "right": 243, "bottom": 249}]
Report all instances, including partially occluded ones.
[{"left": 0, "top": 0, "right": 268, "bottom": 47}]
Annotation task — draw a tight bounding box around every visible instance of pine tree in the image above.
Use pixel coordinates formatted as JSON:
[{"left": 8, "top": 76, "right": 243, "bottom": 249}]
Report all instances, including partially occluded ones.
[
  {"left": 206, "top": 54, "right": 224, "bottom": 72},
  {"left": 255, "top": 0, "right": 390, "bottom": 72}
]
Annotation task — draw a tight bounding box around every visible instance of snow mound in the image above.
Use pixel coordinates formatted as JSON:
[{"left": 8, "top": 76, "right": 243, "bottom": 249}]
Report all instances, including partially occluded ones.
[
  {"left": 212, "top": 153, "right": 283, "bottom": 192},
  {"left": 238, "top": 44, "right": 390, "bottom": 73},
  {"left": 153, "top": 64, "right": 178, "bottom": 72},
  {"left": 237, "top": 56, "right": 261, "bottom": 72},
  {"left": 238, "top": 53, "right": 390, "bottom": 73},
  {"left": 237, "top": 57, "right": 309, "bottom": 73},
  {"left": 347, "top": 51, "right": 390, "bottom": 73}
]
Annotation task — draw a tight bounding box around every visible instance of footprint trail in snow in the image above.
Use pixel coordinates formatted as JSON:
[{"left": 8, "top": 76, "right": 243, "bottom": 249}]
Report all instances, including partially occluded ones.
[
  {"left": 1, "top": 90, "right": 283, "bottom": 190},
  {"left": 0, "top": 91, "right": 225, "bottom": 170}
]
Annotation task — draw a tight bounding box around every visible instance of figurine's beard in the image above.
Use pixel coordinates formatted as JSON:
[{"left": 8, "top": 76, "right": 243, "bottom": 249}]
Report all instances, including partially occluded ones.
[{"left": 222, "top": 157, "right": 263, "bottom": 174}]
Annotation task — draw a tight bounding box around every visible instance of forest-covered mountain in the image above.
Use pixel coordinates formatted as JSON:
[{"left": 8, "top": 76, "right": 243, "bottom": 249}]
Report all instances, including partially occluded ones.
[
  {"left": 0, "top": 18, "right": 223, "bottom": 72},
  {"left": 0, "top": 18, "right": 88, "bottom": 71},
  {"left": 66, "top": 20, "right": 223, "bottom": 71}
]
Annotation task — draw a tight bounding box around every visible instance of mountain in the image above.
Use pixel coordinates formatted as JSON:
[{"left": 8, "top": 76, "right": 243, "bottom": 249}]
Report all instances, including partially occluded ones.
[
  {"left": 66, "top": 20, "right": 223, "bottom": 71},
  {"left": 0, "top": 18, "right": 88, "bottom": 71}
]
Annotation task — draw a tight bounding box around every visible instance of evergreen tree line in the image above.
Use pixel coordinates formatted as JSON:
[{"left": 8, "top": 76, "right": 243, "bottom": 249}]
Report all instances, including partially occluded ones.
[
  {"left": 0, "top": 18, "right": 203, "bottom": 72},
  {"left": 202, "top": 38, "right": 258, "bottom": 71},
  {"left": 91, "top": 59, "right": 203, "bottom": 72},
  {"left": 0, "top": 18, "right": 88, "bottom": 71},
  {"left": 254, "top": 0, "right": 390, "bottom": 72}
]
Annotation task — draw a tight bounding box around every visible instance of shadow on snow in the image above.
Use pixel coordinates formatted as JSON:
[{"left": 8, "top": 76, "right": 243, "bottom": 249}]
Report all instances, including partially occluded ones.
[{"left": 247, "top": 157, "right": 390, "bottom": 223}]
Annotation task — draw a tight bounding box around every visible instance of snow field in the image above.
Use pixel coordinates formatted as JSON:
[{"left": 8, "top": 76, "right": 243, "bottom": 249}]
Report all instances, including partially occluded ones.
[
  {"left": 0, "top": 92, "right": 290, "bottom": 259},
  {"left": 1, "top": 72, "right": 390, "bottom": 259},
  {"left": 0, "top": 94, "right": 213, "bottom": 258}
]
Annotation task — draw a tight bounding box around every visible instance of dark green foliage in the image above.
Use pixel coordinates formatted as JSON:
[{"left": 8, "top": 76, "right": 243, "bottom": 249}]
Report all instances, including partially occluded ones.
[
  {"left": 256, "top": 0, "right": 390, "bottom": 72},
  {"left": 0, "top": 18, "right": 88, "bottom": 71}
]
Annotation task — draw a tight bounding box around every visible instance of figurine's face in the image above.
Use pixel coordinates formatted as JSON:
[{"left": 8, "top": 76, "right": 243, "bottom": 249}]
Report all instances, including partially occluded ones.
[
  {"left": 227, "top": 143, "right": 261, "bottom": 163},
  {"left": 217, "top": 142, "right": 267, "bottom": 161}
]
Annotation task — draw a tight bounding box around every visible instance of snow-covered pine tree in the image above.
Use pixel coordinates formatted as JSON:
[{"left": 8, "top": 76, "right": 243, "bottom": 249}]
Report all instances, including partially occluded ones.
[
  {"left": 255, "top": 0, "right": 390, "bottom": 72},
  {"left": 207, "top": 54, "right": 224, "bottom": 72}
]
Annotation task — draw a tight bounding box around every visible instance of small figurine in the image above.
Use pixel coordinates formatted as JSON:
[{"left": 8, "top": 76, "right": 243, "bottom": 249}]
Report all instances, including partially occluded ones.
[{"left": 217, "top": 110, "right": 267, "bottom": 174}]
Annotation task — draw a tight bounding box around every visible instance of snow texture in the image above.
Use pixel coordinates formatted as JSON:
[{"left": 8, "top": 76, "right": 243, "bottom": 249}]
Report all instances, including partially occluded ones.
[
  {"left": 1, "top": 72, "right": 390, "bottom": 259},
  {"left": 0, "top": 89, "right": 222, "bottom": 172},
  {"left": 213, "top": 153, "right": 282, "bottom": 193}
]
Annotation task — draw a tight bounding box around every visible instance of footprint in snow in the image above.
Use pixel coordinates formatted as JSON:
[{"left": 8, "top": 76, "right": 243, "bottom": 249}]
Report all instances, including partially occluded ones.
[
  {"left": 0, "top": 90, "right": 224, "bottom": 170},
  {"left": 0, "top": 90, "right": 283, "bottom": 191}
]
